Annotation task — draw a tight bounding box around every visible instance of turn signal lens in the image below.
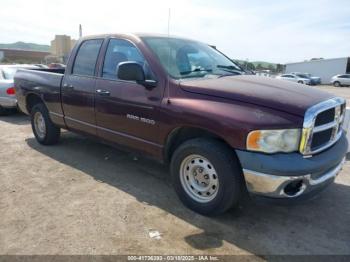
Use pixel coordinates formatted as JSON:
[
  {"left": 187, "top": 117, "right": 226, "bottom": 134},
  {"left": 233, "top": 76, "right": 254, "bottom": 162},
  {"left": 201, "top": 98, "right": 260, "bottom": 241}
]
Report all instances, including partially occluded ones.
[
  {"left": 246, "top": 130, "right": 262, "bottom": 150},
  {"left": 6, "top": 87, "right": 16, "bottom": 95}
]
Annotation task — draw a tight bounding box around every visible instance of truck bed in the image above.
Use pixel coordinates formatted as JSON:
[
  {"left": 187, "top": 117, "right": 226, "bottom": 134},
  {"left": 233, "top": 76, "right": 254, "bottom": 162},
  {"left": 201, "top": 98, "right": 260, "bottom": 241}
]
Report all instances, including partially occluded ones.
[
  {"left": 32, "top": 68, "right": 65, "bottom": 74},
  {"left": 15, "top": 68, "right": 65, "bottom": 89},
  {"left": 14, "top": 68, "right": 65, "bottom": 117}
]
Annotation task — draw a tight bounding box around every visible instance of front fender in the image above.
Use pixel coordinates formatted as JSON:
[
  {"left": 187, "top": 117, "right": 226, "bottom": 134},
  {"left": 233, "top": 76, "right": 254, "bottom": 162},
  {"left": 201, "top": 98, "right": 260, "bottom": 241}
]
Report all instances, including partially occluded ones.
[{"left": 161, "top": 96, "right": 303, "bottom": 150}]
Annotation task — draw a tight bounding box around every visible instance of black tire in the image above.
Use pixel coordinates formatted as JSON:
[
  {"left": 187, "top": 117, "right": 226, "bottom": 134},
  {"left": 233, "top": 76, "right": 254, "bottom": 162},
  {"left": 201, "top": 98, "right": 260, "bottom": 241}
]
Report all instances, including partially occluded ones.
[
  {"left": 170, "top": 138, "right": 244, "bottom": 216},
  {"left": 31, "top": 103, "right": 60, "bottom": 145},
  {"left": 333, "top": 81, "right": 341, "bottom": 87},
  {"left": 297, "top": 80, "right": 303, "bottom": 84}
]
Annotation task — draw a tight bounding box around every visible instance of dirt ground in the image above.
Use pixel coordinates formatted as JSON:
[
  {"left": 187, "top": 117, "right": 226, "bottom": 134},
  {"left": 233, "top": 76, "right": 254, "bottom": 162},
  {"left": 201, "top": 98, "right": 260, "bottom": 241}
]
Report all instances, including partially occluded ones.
[{"left": 0, "top": 85, "right": 349, "bottom": 257}]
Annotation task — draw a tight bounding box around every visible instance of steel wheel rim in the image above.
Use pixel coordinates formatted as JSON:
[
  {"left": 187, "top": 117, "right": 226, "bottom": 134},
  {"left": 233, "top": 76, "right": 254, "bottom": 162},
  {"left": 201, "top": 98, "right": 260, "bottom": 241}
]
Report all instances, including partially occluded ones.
[
  {"left": 180, "top": 154, "right": 219, "bottom": 203},
  {"left": 34, "top": 112, "right": 46, "bottom": 139}
]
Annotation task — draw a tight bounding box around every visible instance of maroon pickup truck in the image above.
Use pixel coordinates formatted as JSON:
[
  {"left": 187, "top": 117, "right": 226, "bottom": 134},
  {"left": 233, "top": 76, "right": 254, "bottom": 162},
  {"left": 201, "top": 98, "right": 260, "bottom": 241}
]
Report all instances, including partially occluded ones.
[{"left": 15, "top": 34, "right": 347, "bottom": 215}]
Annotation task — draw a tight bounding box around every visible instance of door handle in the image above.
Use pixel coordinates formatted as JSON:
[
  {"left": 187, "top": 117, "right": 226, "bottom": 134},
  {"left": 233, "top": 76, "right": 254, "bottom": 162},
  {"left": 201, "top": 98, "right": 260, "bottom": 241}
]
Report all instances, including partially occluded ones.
[
  {"left": 96, "top": 89, "right": 110, "bottom": 96},
  {"left": 63, "top": 83, "right": 74, "bottom": 90}
]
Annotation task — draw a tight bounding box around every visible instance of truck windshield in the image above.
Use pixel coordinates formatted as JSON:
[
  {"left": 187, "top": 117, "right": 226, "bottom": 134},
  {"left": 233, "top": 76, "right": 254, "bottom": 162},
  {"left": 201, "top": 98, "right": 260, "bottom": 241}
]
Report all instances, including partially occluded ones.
[{"left": 142, "top": 37, "right": 243, "bottom": 79}]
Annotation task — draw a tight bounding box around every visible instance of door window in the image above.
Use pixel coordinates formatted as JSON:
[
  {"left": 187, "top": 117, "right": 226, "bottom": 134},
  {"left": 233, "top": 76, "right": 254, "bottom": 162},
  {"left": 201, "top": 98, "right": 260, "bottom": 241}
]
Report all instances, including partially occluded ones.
[
  {"left": 102, "top": 39, "right": 153, "bottom": 80},
  {"left": 72, "top": 39, "right": 103, "bottom": 76}
]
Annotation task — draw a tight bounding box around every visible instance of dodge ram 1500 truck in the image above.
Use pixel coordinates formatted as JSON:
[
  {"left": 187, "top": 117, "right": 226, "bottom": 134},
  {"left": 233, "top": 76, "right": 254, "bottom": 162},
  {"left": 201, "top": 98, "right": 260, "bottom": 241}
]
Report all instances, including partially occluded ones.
[{"left": 15, "top": 34, "right": 348, "bottom": 215}]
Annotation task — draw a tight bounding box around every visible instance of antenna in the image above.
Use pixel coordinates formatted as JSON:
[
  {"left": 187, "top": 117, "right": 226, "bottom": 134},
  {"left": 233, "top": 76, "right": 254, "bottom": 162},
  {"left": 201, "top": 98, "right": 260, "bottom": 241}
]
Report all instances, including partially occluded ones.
[
  {"left": 167, "top": 8, "right": 171, "bottom": 37},
  {"left": 166, "top": 8, "right": 171, "bottom": 104},
  {"left": 79, "top": 24, "right": 82, "bottom": 38}
]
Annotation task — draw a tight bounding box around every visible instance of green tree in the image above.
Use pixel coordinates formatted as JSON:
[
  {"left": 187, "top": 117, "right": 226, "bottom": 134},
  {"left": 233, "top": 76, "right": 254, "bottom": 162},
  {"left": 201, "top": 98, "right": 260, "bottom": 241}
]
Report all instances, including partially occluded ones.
[
  {"left": 256, "top": 63, "right": 263, "bottom": 70},
  {"left": 246, "top": 63, "right": 255, "bottom": 71},
  {"left": 268, "top": 64, "right": 275, "bottom": 72},
  {"left": 276, "top": 64, "right": 285, "bottom": 73}
]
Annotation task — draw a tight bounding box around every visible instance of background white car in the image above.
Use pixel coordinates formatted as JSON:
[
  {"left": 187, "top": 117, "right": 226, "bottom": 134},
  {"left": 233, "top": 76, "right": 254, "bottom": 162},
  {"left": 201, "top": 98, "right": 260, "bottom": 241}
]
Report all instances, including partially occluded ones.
[
  {"left": 276, "top": 74, "right": 311, "bottom": 85},
  {"left": 291, "top": 72, "right": 321, "bottom": 85},
  {"left": 331, "top": 74, "right": 350, "bottom": 87},
  {"left": 0, "top": 64, "right": 39, "bottom": 115}
]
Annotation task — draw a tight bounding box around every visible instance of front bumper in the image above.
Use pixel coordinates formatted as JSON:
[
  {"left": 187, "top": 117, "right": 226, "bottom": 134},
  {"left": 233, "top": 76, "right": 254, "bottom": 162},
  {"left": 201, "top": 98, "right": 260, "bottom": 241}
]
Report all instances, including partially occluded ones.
[
  {"left": 236, "top": 133, "right": 348, "bottom": 198},
  {"left": 0, "top": 96, "right": 17, "bottom": 108},
  {"left": 310, "top": 79, "right": 321, "bottom": 85}
]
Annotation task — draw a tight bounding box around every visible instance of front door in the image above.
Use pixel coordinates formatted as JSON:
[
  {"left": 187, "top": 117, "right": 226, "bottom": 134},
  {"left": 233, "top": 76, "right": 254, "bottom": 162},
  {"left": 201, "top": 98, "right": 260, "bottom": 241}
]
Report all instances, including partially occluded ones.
[
  {"left": 62, "top": 39, "right": 103, "bottom": 135},
  {"left": 95, "top": 38, "right": 163, "bottom": 157}
]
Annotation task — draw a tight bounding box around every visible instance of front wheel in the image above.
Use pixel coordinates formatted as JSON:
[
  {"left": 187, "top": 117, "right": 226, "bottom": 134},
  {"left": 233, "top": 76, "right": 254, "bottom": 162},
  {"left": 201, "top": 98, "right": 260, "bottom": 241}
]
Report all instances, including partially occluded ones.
[
  {"left": 170, "top": 138, "right": 244, "bottom": 215},
  {"left": 31, "top": 103, "right": 60, "bottom": 145},
  {"left": 333, "top": 81, "right": 341, "bottom": 87},
  {"left": 298, "top": 80, "right": 304, "bottom": 84}
]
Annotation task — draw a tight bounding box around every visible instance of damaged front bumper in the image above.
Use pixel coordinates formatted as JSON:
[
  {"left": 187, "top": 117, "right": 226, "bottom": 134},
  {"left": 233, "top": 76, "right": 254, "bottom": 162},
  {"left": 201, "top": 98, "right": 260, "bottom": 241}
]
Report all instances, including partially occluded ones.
[{"left": 236, "top": 133, "right": 348, "bottom": 198}]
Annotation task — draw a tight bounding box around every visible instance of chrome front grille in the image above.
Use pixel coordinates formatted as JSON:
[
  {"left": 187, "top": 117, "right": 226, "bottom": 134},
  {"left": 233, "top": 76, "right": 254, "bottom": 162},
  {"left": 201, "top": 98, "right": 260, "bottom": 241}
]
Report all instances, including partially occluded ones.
[{"left": 300, "top": 97, "right": 346, "bottom": 155}]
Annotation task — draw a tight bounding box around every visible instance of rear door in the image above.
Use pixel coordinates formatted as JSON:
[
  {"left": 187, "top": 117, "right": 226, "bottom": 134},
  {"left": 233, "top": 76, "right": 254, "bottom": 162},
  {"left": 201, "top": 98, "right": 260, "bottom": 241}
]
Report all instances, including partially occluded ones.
[
  {"left": 62, "top": 39, "right": 103, "bottom": 135},
  {"left": 95, "top": 38, "right": 163, "bottom": 156}
]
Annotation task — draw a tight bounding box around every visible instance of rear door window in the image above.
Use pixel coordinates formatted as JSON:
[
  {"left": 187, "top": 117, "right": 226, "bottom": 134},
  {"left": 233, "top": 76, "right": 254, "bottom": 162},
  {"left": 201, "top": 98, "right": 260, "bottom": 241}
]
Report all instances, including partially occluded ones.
[
  {"left": 338, "top": 75, "right": 350, "bottom": 78},
  {"left": 72, "top": 39, "right": 103, "bottom": 76}
]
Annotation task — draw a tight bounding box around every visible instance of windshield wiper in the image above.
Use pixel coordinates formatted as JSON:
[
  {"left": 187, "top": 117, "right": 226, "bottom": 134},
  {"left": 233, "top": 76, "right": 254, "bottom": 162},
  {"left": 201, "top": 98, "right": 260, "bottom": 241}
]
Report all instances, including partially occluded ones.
[
  {"left": 180, "top": 68, "right": 213, "bottom": 75},
  {"left": 216, "top": 65, "right": 243, "bottom": 75}
]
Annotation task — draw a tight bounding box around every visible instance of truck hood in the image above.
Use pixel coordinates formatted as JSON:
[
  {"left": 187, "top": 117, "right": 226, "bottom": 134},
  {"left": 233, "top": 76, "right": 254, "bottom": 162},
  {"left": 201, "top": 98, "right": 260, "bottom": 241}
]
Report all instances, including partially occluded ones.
[{"left": 179, "top": 75, "right": 334, "bottom": 116}]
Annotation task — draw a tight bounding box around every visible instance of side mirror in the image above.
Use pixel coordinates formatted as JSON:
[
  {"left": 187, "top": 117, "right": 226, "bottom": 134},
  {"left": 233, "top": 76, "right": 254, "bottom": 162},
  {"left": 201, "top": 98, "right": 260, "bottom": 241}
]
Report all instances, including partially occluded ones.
[
  {"left": 117, "top": 61, "right": 157, "bottom": 89},
  {"left": 117, "top": 61, "right": 145, "bottom": 81}
]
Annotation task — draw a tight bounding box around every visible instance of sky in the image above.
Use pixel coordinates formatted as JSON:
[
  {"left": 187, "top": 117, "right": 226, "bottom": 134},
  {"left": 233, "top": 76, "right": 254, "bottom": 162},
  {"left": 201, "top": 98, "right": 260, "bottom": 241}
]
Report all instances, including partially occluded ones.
[{"left": 0, "top": 0, "right": 349, "bottom": 63}]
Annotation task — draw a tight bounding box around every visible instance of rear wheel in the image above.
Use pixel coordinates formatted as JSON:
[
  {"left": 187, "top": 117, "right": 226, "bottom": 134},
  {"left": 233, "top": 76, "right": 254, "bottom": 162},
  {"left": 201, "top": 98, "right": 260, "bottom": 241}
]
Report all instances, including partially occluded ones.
[
  {"left": 298, "top": 80, "right": 304, "bottom": 84},
  {"left": 31, "top": 103, "right": 60, "bottom": 145},
  {"left": 170, "top": 138, "right": 244, "bottom": 215},
  {"left": 333, "top": 81, "right": 341, "bottom": 87}
]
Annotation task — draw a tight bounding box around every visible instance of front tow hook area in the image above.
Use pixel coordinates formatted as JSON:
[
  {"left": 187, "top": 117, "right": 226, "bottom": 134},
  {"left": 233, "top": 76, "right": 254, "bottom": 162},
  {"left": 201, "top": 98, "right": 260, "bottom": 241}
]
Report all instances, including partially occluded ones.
[
  {"left": 242, "top": 158, "right": 345, "bottom": 198},
  {"left": 283, "top": 180, "right": 307, "bottom": 197}
]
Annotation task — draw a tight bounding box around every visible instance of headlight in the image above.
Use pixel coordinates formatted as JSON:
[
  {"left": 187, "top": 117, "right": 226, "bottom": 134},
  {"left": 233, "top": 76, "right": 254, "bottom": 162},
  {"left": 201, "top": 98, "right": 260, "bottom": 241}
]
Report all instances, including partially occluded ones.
[{"left": 246, "top": 129, "right": 301, "bottom": 153}]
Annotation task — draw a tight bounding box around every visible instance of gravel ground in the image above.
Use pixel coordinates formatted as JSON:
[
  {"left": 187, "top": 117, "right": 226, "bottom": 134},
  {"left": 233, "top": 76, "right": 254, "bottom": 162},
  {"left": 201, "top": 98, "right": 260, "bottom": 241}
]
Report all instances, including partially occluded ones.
[{"left": 0, "top": 85, "right": 349, "bottom": 257}]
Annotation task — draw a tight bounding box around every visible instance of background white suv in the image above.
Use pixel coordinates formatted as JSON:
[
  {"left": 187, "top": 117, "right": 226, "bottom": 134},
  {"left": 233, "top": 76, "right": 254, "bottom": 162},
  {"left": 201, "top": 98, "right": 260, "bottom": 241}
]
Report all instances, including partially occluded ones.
[{"left": 331, "top": 74, "right": 350, "bottom": 87}]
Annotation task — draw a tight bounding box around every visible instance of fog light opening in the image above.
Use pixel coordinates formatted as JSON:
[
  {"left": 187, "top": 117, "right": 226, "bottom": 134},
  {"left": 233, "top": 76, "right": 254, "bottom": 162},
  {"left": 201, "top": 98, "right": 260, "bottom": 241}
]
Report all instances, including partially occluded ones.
[{"left": 283, "top": 180, "right": 306, "bottom": 197}]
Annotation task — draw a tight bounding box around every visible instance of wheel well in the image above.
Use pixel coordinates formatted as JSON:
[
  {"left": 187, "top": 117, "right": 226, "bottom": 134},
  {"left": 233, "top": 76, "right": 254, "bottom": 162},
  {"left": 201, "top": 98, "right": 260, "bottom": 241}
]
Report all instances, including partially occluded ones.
[
  {"left": 164, "top": 127, "right": 229, "bottom": 163},
  {"left": 26, "top": 94, "right": 43, "bottom": 113}
]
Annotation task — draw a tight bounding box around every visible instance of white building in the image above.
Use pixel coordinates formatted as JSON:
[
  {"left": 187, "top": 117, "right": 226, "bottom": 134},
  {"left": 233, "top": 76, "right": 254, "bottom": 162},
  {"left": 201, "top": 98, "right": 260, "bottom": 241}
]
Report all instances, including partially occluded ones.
[{"left": 285, "top": 57, "right": 350, "bottom": 84}]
